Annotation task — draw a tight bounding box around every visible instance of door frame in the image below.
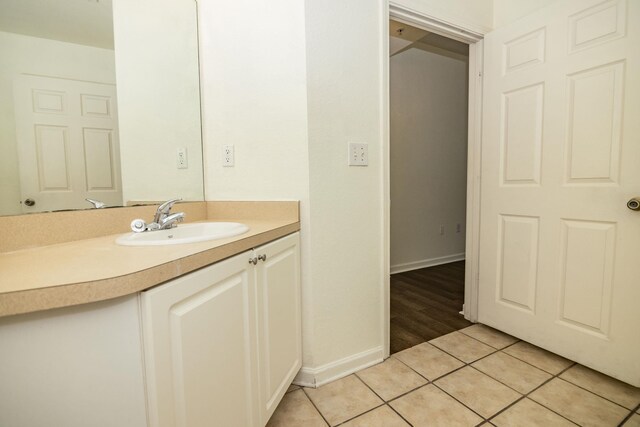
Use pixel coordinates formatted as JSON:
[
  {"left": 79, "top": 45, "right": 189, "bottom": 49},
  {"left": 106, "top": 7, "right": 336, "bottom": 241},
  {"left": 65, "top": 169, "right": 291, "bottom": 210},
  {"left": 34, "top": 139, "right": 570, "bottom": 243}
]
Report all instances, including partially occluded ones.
[{"left": 383, "top": 2, "right": 485, "bottom": 357}]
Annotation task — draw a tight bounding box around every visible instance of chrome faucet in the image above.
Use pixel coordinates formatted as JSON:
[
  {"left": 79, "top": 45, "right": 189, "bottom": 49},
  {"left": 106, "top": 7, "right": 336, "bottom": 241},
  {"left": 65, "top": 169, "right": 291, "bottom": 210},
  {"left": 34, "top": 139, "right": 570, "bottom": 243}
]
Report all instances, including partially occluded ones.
[
  {"left": 159, "top": 211, "right": 185, "bottom": 229},
  {"left": 153, "top": 198, "right": 182, "bottom": 224},
  {"left": 130, "top": 198, "right": 185, "bottom": 233}
]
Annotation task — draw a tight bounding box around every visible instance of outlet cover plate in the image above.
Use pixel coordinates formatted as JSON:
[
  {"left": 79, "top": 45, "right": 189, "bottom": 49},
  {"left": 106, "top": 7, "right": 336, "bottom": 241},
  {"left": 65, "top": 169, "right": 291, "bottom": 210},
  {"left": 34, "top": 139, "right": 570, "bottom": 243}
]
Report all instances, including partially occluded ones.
[
  {"left": 348, "top": 143, "right": 368, "bottom": 166},
  {"left": 177, "top": 147, "right": 188, "bottom": 169},
  {"left": 223, "top": 144, "right": 234, "bottom": 167}
]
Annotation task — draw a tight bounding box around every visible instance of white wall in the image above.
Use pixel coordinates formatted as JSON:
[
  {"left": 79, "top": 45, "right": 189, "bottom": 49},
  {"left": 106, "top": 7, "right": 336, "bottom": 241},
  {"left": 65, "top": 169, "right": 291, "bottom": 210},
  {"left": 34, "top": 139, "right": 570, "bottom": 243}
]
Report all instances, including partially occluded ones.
[
  {"left": 199, "top": 0, "right": 385, "bottom": 382},
  {"left": 0, "top": 31, "right": 116, "bottom": 215},
  {"left": 199, "top": 0, "right": 495, "bottom": 383},
  {"left": 393, "top": 0, "right": 493, "bottom": 34},
  {"left": 197, "top": 0, "right": 314, "bottom": 366},
  {"left": 493, "top": 0, "right": 560, "bottom": 28},
  {"left": 390, "top": 47, "right": 468, "bottom": 272},
  {"left": 112, "top": 0, "right": 203, "bottom": 203},
  {"left": 303, "top": 0, "right": 386, "bottom": 371}
]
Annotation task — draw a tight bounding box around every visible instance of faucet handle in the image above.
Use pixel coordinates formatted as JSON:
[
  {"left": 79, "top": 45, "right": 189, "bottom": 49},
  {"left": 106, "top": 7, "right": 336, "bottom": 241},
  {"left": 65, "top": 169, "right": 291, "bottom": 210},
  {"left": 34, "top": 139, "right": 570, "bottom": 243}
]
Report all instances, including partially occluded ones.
[
  {"left": 154, "top": 198, "right": 182, "bottom": 223},
  {"left": 86, "top": 198, "right": 106, "bottom": 209},
  {"left": 157, "top": 198, "right": 182, "bottom": 212}
]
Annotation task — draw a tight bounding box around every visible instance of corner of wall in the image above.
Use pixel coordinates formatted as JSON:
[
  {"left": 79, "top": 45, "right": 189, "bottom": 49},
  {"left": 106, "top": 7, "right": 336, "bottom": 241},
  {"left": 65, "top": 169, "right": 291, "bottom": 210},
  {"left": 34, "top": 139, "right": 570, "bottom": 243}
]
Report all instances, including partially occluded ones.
[{"left": 293, "top": 345, "right": 385, "bottom": 388}]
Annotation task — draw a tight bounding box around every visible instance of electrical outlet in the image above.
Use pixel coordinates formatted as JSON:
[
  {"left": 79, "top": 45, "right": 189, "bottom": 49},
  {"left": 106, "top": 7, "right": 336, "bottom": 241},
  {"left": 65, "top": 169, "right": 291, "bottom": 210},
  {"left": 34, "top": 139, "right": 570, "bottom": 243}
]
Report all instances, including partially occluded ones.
[
  {"left": 348, "top": 143, "right": 368, "bottom": 166},
  {"left": 223, "top": 145, "right": 234, "bottom": 167},
  {"left": 439, "top": 225, "right": 445, "bottom": 235},
  {"left": 177, "top": 147, "right": 188, "bottom": 169},
  {"left": 456, "top": 223, "right": 461, "bottom": 233}
]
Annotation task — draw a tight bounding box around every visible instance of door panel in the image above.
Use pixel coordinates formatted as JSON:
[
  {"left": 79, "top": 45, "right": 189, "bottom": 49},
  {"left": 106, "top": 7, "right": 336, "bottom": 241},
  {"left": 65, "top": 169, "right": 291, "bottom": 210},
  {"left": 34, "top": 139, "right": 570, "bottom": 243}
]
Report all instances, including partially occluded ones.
[
  {"left": 13, "top": 75, "right": 122, "bottom": 212},
  {"left": 479, "top": 0, "right": 640, "bottom": 385},
  {"left": 34, "top": 125, "right": 71, "bottom": 190}
]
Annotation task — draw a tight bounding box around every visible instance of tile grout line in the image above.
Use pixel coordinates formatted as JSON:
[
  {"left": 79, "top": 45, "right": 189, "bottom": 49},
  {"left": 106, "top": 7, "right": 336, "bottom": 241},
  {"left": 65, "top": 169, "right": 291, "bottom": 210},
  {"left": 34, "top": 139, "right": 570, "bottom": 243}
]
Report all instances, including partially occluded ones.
[
  {"left": 356, "top": 344, "right": 483, "bottom": 426},
  {"left": 500, "top": 349, "right": 573, "bottom": 375},
  {"left": 349, "top": 371, "right": 419, "bottom": 426},
  {"left": 457, "top": 327, "right": 520, "bottom": 350},
  {"left": 493, "top": 363, "right": 586, "bottom": 425},
  {"left": 395, "top": 329, "right": 632, "bottom": 425},
  {"left": 354, "top": 369, "right": 428, "bottom": 405},
  {"left": 385, "top": 403, "right": 416, "bottom": 427},
  {"left": 405, "top": 336, "right": 495, "bottom": 421},
  {"left": 303, "top": 327, "right": 636, "bottom": 427},
  {"left": 389, "top": 333, "right": 519, "bottom": 421},
  {"left": 426, "top": 338, "right": 501, "bottom": 366},
  {"left": 390, "top": 342, "right": 490, "bottom": 423},
  {"left": 430, "top": 380, "right": 493, "bottom": 421},
  {"left": 301, "top": 387, "right": 333, "bottom": 427},
  {"left": 332, "top": 402, "right": 388, "bottom": 427},
  {"left": 402, "top": 328, "right": 640, "bottom": 424},
  {"left": 430, "top": 330, "right": 504, "bottom": 360},
  {"left": 554, "top": 374, "right": 640, "bottom": 412},
  {"left": 322, "top": 374, "right": 391, "bottom": 427},
  {"left": 547, "top": 377, "right": 635, "bottom": 421},
  {"left": 486, "top": 363, "right": 581, "bottom": 426},
  {"left": 395, "top": 332, "right": 580, "bottom": 423},
  {"left": 466, "top": 364, "right": 530, "bottom": 395},
  {"left": 420, "top": 334, "right": 528, "bottom": 422},
  {"left": 618, "top": 407, "right": 638, "bottom": 427},
  {"left": 340, "top": 372, "right": 418, "bottom": 427},
  {"left": 390, "top": 346, "right": 458, "bottom": 382}
]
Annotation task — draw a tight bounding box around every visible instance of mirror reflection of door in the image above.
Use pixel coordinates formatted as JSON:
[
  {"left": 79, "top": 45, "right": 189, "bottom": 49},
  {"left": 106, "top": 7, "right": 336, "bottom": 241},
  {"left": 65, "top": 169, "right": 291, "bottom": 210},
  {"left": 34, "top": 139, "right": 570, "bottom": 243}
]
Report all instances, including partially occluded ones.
[
  {"left": 0, "top": 0, "right": 121, "bottom": 215},
  {"left": 13, "top": 75, "right": 122, "bottom": 213}
]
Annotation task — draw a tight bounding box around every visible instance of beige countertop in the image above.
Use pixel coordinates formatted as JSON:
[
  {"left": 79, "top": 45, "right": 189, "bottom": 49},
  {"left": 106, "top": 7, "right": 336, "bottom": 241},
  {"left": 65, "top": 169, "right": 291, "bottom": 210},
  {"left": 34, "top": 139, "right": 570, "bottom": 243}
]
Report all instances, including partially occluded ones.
[{"left": 0, "top": 201, "right": 299, "bottom": 317}]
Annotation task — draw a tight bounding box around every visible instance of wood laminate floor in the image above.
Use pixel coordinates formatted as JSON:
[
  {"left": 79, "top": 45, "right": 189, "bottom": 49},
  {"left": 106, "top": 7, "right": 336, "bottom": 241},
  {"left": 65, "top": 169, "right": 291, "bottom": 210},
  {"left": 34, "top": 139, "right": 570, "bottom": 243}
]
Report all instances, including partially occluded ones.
[{"left": 390, "top": 261, "right": 472, "bottom": 354}]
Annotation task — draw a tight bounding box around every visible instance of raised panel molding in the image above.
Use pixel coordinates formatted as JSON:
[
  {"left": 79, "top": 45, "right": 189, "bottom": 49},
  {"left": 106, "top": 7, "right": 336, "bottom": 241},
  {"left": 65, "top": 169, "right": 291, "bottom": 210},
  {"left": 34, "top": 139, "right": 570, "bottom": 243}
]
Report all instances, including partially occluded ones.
[
  {"left": 32, "top": 89, "right": 66, "bottom": 114},
  {"left": 569, "top": 0, "right": 626, "bottom": 54},
  {"left": 83, "top": 128, "right": 116, "bottom": 191},
  {"left": 81, "top": 94, "right": 112, "bottom": 117},
  {"left": 35, "top": 125, "right": 71, "bottom": 191},
  {"left": 167, "top": 274, "right": 253, "bottom": 427},
  {"left": 565, "top": 61, "right": 624, "bottom": 185},
  {"left": 500, "top": 83, "right": 544, "bottom": 186},
  {"left": 496, "top": 215, "right": 539, "bottom": 313},
  {"left": 558, "top": 220, "right": 616, "bottom": 337},
  {"left": 503, "top": 28, "right": 546, "bottom": 74}
]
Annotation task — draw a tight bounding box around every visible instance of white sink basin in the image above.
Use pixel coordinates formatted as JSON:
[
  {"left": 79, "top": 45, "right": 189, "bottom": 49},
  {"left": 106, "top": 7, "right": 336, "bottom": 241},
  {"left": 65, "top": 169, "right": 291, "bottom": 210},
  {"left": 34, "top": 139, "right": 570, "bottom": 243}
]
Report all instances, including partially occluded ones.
[{"left": 115, "top": 222, "right": 250, "bottom": 246}]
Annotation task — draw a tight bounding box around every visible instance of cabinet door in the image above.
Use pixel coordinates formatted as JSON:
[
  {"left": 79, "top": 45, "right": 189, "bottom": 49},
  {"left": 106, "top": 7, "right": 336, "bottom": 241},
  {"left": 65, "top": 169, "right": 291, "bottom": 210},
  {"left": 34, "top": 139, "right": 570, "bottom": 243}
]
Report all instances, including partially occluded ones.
[
  {"left": 255, "top": 233, "right": 302, "bottom": 424},
  {"left": 141, "top": 251, "right": 259, "bottom": 427}
]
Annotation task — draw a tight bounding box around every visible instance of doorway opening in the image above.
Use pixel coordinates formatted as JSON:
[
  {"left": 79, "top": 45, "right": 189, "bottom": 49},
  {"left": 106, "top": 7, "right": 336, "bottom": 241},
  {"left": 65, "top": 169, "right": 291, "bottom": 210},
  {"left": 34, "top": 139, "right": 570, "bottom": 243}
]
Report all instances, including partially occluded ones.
[{"left": 388, "top": 19, "right": 472, "bottom": 354}]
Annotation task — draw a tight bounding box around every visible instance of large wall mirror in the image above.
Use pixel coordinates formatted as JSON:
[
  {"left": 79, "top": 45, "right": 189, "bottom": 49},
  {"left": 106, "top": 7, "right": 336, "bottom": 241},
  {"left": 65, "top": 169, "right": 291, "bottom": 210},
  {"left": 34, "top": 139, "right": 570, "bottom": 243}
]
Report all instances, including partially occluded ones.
[{"left": 0, "top": 0, "right": 204, "bottom": 216}]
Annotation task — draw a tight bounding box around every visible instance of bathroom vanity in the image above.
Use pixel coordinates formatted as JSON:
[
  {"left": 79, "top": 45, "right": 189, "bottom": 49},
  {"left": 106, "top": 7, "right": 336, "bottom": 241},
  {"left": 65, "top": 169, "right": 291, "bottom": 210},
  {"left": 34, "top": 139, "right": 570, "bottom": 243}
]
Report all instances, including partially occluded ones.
[
  {"left": 0, "top": 201, "right": 301, "bottom": 427},
  {"left": 142, "top": 232, "right": 300, "bottom": 427}
]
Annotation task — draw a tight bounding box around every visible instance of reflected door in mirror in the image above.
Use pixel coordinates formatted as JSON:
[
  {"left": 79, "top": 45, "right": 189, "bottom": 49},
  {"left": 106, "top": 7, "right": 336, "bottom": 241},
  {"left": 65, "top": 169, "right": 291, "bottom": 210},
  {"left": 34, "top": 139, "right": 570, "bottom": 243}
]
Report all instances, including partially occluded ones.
[{"left": 13, "top": 75, "right": 122, "bottom": 213}]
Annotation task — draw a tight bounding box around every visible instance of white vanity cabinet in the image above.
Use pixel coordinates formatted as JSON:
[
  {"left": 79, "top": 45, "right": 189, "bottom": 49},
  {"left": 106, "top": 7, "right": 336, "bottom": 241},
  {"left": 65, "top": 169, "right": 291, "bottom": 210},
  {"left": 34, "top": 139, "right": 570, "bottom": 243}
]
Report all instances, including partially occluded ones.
[
  {"left": 253, "top": 233, "right": 302, "bottom": 424},
  {"left": 141, "top": 232, "right": 301, "bottom": 427},
  {"left": 0, "top": 295, "right": 148, "bottom": 427}
]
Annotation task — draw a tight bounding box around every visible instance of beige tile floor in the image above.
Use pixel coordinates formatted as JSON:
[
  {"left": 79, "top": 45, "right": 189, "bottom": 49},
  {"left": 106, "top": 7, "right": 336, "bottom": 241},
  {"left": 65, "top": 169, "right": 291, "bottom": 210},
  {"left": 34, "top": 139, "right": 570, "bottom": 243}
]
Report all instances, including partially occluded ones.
[{"left": 268, "top": 324, "right": 640, "bottom": 427}]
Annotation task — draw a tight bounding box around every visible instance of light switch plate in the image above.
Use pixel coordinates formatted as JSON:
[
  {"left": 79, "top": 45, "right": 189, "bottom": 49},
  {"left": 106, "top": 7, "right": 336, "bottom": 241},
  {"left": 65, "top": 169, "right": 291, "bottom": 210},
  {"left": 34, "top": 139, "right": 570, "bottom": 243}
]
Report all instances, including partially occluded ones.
[{"left": 348, "top": 143, "right": 368, "bottom": 166}]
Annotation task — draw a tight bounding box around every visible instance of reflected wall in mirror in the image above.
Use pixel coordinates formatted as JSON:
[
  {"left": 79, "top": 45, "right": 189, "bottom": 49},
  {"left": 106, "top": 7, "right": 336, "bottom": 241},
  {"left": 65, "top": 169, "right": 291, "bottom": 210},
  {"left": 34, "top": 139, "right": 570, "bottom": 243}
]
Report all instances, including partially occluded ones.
[{"left": 0, "top": 0, "right": 204, "bottom": 216}]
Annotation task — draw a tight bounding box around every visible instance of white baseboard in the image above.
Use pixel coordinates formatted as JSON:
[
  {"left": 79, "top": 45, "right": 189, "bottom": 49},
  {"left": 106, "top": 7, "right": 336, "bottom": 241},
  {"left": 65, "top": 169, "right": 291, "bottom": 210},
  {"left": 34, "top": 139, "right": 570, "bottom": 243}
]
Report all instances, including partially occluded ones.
[
  {"left": 293, "top": 346, "right": 385, "bottom": 388},
  {"left": 390, "top": 253, "right": 465, "bottom": 275}
]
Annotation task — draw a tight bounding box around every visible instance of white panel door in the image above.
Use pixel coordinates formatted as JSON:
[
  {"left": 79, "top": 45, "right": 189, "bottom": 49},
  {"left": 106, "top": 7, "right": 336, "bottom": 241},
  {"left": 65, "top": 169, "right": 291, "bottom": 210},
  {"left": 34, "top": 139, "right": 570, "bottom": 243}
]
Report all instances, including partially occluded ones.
[
  {"left": 13, "top": 75, "right": 122, "bottom": 212},
  {"left": 255, "top": 233, "right": 302, "bottom": 425},
  {"left": 479, "top": 0, "right": 640, "bottom": 385},
  {"left": 140, "top": 252, "right": 259, "bottom": 427}
]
